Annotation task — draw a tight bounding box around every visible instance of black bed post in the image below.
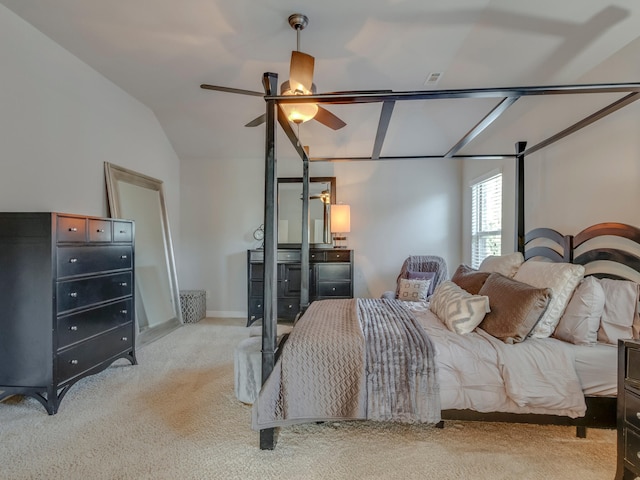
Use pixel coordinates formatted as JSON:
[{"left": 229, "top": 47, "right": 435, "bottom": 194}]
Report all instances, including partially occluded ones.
[
  {"left": 300, "top": 156, "right": 310, "bottom": 313},
  {"left": 514, "top": 141, "right": 527, "bottom": 254},
  {"left": 260, "top": 72, "right": 279, "bottom": 450}
]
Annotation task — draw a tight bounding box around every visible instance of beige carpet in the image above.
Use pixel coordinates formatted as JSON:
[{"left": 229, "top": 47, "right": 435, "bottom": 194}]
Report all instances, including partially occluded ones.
[{"left": 0, "top": 317, "right": 617, "bottom": 480}]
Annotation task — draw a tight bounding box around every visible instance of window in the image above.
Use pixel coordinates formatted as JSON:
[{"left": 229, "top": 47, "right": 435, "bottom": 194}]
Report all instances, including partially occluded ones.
[{"left": 471, "top": 172, "right": 502, "bottom": 268}]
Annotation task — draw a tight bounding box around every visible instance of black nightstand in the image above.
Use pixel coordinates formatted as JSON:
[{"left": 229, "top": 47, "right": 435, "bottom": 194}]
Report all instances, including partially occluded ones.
[{"left": 617, "top": 339, "right": 640, "bottom": 479}]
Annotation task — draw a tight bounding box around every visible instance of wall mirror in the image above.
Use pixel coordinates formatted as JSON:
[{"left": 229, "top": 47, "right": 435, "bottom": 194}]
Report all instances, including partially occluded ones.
[
  {"left": 104, "top": 162, "right": 182, "bottom": 345},
  {"left": 278, "top": 177, "right": 336, "bottom": 248}
]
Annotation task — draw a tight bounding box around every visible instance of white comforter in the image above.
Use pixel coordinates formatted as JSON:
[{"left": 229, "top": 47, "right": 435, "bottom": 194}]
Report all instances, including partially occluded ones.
[{"left": 404, "top": 301, "right": 587, "bottom": 418}]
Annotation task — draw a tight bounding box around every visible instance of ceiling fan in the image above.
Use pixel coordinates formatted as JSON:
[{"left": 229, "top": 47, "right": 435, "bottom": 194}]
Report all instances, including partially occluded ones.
[{"left": 201, "top": 13, "right": 347, "bottom": 130}]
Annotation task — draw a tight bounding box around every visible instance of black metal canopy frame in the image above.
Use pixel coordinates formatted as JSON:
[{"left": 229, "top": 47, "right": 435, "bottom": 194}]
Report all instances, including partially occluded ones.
[{"left": 258, "top": 72, "right": 640, "bottom": 449}]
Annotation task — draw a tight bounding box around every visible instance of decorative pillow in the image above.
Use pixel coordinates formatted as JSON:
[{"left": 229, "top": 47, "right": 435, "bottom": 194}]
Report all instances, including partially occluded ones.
[
  {"left": 513, "top": 261, "right": 585, "bottom": 338},
  {"left": 479, "top": 252, "right": 524, "bottom": 278},
  {"left": 451, "top": 264, "right": 491, "bottom": 295},
  {"left": 429, "top": 281, "right": 490, "bottom": 335},
  {"left": 597, "top": 278, "right": 640, "bottom": 344},
  {"left": 553, "top": 276, "right": 605, "bottom": 345},
  {"left": 478, "top": 273, "right": 552, "bottom": 344},
  {"left": 406, "top": 271, "right": 437, "bottom": 295},
  {"left": 397, "top": 278, "right": 431, "bottom": 302}
]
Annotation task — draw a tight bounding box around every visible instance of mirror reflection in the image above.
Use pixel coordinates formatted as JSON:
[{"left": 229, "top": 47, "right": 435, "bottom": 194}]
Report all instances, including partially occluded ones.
[
  {"left": 104, "top": 162, "right": 182, "bottom": 345},
  {"left": 278, "top": 177, "right": 336, "bottom": 247}
]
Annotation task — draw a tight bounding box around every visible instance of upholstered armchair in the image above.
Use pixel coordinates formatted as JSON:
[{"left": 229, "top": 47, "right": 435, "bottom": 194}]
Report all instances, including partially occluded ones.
[{"left": 381, "top": 255, "right": 448, "bottom": 300}]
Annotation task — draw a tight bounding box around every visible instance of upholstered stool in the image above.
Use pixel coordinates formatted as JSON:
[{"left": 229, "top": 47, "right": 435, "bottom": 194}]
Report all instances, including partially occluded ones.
[{"left": 234, "top": 324, "right": 294, "bottom": 404}]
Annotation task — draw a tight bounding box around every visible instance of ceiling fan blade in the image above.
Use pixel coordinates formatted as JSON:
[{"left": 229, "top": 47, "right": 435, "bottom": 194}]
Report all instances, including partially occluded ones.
[
  {"left": 245, "top": 114, "right": 266, "bottom": 127},
  {"left": 200, "top": 84, "right": 264, "bottom": 97},
  {"left": 289, "top": 51, "right": 314, "bottom": 92},
  {"left": 313, "top": 106, "right": 347, "bottom": 130}
]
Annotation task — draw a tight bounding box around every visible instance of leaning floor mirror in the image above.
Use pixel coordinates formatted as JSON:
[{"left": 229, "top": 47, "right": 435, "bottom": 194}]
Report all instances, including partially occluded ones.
[{"left": 104, "top": 162, "right": 182, "bottom": 345}]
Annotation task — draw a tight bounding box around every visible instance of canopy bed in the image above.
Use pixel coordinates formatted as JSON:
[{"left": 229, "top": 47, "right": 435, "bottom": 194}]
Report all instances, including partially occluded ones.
[{"left": 253, "top": 72, "right": 640, "bottom": 449}]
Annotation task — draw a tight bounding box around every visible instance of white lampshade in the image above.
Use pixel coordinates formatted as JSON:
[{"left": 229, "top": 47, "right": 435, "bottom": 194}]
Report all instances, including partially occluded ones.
[{"left": 330, "top": 204, "right": 350, "bottom": 233}]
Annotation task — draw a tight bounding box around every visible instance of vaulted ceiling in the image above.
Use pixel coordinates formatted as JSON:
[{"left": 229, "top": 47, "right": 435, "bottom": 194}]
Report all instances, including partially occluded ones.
[{"left": 3, "top": 0, "right": 640, "bottom": 161}]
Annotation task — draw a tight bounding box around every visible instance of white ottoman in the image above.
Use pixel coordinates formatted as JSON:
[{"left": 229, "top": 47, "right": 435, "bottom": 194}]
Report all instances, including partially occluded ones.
[
  {"left": 233, "top": 325, "right": 294, "bottom": 404},
  {"left": 234, "top": 336, "right": 262, "bottom": 404}
]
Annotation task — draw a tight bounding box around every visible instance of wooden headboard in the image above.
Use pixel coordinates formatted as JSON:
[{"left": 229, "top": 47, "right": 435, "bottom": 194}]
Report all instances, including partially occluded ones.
[{"left": 524, "top": 222, "right": 640, "bottom": 282}]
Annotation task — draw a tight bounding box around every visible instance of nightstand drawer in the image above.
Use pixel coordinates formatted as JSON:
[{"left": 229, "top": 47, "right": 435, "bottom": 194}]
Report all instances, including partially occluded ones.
[
  {"left": 626, "top": 390, "right": 640, "bottom": 431},
  {"left": 626, "top": 427, "right": 640, "bottom": 470},
  {"left": 629, "top": 348, "right": 640, "bottom": 383},
  {"left": 326, "top": 250, "right": 351, "bottom": 262}
]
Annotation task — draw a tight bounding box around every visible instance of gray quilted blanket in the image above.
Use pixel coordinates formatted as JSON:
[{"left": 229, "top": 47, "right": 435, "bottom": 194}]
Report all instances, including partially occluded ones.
[{"left": 252, "top": 298, "right": 440, "bottom": 430}]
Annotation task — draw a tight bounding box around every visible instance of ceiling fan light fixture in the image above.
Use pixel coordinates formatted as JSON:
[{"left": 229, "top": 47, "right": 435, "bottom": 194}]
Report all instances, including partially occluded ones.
[{"left": 280, "top": 80, "right": 318, "bottom": 124}]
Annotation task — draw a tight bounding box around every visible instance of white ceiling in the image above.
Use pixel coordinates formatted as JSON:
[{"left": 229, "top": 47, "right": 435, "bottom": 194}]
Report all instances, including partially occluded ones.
[{"left": 3, "top": 0, "right": 640, "bottom": 160}]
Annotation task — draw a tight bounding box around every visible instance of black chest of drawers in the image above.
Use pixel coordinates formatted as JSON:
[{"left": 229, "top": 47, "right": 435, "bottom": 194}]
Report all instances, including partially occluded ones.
[
  {"left": 247, "top": 249, "right": 353, "bottom": 326},
  {"left": 0, "top": 213, "right": 136, "bottom": 414},
  {"left": 617, "top": 339, "right": 640, "bottom": 479}
]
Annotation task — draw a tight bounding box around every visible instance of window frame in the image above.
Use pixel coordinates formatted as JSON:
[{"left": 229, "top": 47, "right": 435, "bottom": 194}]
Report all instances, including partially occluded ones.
[{"left": 470, "top": 169, "right": 503, "bottom": 269}]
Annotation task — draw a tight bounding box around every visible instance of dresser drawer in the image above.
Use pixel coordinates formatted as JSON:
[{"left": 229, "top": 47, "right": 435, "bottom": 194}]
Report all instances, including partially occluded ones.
[
  {"left": 317, "top": 263, "right": 351, "bottom": 281},
  {"left": 57, "top": 272, "right": 133, "bottom": 313},
  {"left": 57, "top": 245, "right": 133, "bottom": 278},
  {"left": 318, "top": 281, "right": 351, "bottom": 297},
  {"left": 278, "top": 299, "right": 300, "bottom": 319},
  {"left": 57, "top": 216, "right": 86, "bottom": 242},
  {"left": 326, "top": 250, "right": 351, "bottom": 262},
  {"left": 278, "top": 250, "right": 301, "bottom": 263},
  {"left": 88, "top": 219, "right": 112, "bottom": 242},
  {"left": 57, "top": 299, "right": 133, "bottom": 350},
  {"left": 113, "top": 221, "right": 133, "bottom": 243},
  {"left": 56, "top": 323, "right": 133, "bottom": 384}
]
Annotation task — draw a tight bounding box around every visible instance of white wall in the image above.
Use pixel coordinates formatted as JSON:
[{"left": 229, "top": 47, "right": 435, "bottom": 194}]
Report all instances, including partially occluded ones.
[
  {"left": 462, "top": 37, "right": 640, "bottom": 243},
  {"left": 0, "top": 5, "right": 180, "bottom": 247},
  {"left": 180, "top": 151, "right": 461, "bottom": 316}
]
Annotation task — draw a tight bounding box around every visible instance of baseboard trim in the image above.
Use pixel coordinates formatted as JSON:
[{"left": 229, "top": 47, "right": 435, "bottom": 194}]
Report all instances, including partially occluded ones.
[{"left": 206, "top": 310, "right": 245, "bottom": 319}]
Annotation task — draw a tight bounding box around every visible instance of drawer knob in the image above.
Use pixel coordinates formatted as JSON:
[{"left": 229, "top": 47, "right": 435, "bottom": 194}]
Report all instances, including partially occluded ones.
[
  {"left": 69, "top": 325, "right": 78, "bottom": 331},
  {"left": 288, "top": 304, "right": 292, "bottom": 309},
  {"left": 120, "top": 255, "right": 128, "bottom": 259},
  {"left": 284, "top": 279, "right": 288, "bottom": 283},
  {"left": 69, "top": 258, "right": 78, "bottom": 263},
  {"left": 120, "top": 309, "right": 128, "bottom": 315},
  {"left": 119, "top": 282, "right": 128, "bottom": 287},
  {"left": 257, "top": 304, "right": 262, "bottom": 309},
  {"left": 336, "top": 254, "right": 341, "bottom": 258},
  {"left": 69, "top": 359, "right": 78, "bottom": 365},
  {"left": 68, "top": 227, "right": 78, "bottom": 232},
  {"left": 97, "top": 229, "right": 105, "bottom": 233},
  {"left": 332, "top": 287, "right": 336, "bottom": 291},
  {"left": 69, "top": 292, "right": 78, "bottom": 298},
  {"left": 121, "top": 336, "right": 128, "bottom": 342},
  {"left": 119, "top": 230, "right": 127, "bottom": 234}
]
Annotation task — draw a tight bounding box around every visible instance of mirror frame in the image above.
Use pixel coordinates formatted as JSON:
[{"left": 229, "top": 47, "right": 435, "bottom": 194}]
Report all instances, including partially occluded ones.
[
  {"left": 277, "top": 176, "right": 336, "bottom": 249},
  {"left": 104, "top": 162, "right": 182, "bottom": 345}
]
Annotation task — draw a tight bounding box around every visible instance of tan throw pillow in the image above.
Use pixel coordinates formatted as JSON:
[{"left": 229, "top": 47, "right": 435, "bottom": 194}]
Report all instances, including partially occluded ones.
[
  {"left": 597, "top": 278, "right": 640, "bottom": 344},
  {"left": 478, "top": 273, "right": 552, "bottom": 344},
  {"left": 479, "top": 252, "right": 524, "bottom": 278},
  {"left": 513, "top": 261, "right": 584, "bottom": 338},
  {"left": 429, "top": 281, "right": 490, "bottom": 335},
  {"left": 397, "top": 278, "right": 431, "bottom": 302},
  {"left": 451, "top": 264, "right": 491, "bottom": 295},
  {"left": 553, "top": 276, "right": 605, "bottom": 345}
]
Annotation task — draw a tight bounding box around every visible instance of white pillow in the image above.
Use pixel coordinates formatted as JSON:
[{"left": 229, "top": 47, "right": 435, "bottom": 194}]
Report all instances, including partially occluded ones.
[
  {"left": 479, "top": 252, "right": 524, "bottom": 278},
  {"left": 397, "top": 278, "right": 431, "bottom": 302},
  {"left": 553, "top": 276, "right": 605, "bottom": 345},
  {"left": 429, "top": 281, "right": 490, "bottom": 335},
  {"left": 597, "top": 278, "right": 640, "bottom": 344},
  {"left": 513, "top": 261, "right": 585, "bottom": 338}
]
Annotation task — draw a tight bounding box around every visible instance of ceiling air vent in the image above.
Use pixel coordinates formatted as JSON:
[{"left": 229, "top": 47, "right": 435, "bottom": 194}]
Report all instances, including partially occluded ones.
[{"left": 424, "top": 72, "right": 443, "bottom": 86}]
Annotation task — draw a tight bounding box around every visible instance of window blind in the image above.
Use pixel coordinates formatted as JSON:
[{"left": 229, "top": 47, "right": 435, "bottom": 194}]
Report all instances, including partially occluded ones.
[{"left": 471, "top": 173, "right": 502, "bottom": 268}]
